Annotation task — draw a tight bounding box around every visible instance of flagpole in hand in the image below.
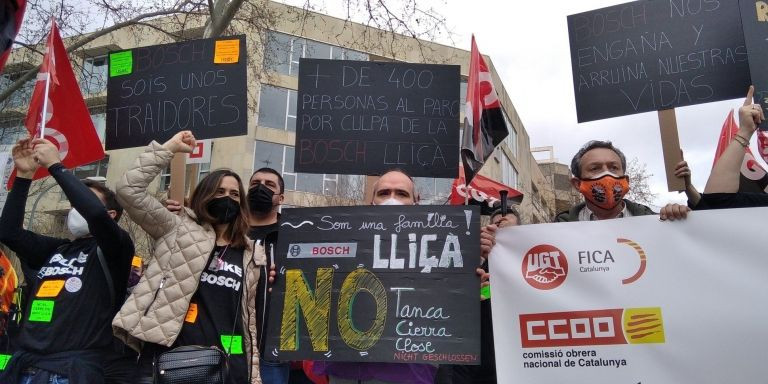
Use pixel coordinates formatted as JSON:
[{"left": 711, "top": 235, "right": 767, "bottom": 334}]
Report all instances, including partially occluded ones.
[{"left": 39, "top": 17, "right": 55, "bottom": 139}]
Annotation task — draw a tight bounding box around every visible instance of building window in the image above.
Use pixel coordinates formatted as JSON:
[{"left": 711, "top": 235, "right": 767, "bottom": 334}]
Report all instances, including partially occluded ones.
[
  {"left": 90, "top": 113, "right": 106, "bottom": 143},
  {"left": 198, "top": 161, "right": 211, "bottom": 180},
  {"left": 159, "top": 166, "right": 171, "bottom": 192},
  {"left": 81, "top": 55, "right": 108, "bottom": 95},
  {"left": 414, "top": 177, "right": 453, "bottom": 204},
  {"left": 160, "top": 157, "right": 213, "bottom": 193},
  {"left": 264, "top": 31, "right": 368, "bottom": 77},
  {"left": 502, "top": 154, "right": 518, "bottom": 189},
  {"left": 503, "top": 110, "right": 517, "bottom": 159},
  {"left": 0, "top": 72, "right": 34, "bottom": 109},
  {"left": 253, "top": 140, "right": 361, "bottom": 197},
  {"left": 459, "top": 80, "right": 468, "bottom": 112},
  {"left": 73, "top": 155, "right": 110, "bottom": 179},
  {"left": 257, "top": 85, "right": 296, "bottom": 131}
]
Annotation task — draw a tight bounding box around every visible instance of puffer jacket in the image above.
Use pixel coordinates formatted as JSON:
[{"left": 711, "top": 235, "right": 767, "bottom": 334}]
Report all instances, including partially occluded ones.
[{"left": 111, "top": 141, "right": 265, "bottom": 383}]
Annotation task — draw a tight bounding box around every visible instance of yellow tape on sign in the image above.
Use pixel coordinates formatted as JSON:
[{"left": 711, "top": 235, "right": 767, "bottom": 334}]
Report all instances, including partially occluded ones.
[
  {"left": 214, "top": 40, "right": 240, "bottom": 64},
  {"left": 37, "top": 280, "right": 65, "bottom": 298}
]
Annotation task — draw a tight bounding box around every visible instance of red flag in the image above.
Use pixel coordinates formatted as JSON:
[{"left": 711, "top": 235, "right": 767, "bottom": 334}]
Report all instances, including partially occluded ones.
[
  {"left": 6, "top": 19, "right": 104, "bottom": 189},
  {"left": 0, "top": 0, "right": 26, "bottom": 73},
  {"left": 712, "top": 110, "right": 768, "bottom": 193},
  {"left": 757, "top": 130, "right": 768, "bottom": 165},
  {"left": 449, "top": 165, "right": 523, "bottom": 214},
  {"left": 461, "top": 36, "right": 509, "bottom": 185}
]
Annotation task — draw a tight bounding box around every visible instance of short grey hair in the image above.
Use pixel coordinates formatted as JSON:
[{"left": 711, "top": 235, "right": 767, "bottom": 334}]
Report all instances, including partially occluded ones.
[{"left": 570, "top": 140, "right": 627, "bottom": 179}]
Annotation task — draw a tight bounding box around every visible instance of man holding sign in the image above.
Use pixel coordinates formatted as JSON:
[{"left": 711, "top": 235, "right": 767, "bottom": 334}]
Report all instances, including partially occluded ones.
[
  {"left": 0, "top": 138, "right": 135, "bottom": 384},
  {"left": 311, "top": 169, "right": 440, "bottom": 384}
]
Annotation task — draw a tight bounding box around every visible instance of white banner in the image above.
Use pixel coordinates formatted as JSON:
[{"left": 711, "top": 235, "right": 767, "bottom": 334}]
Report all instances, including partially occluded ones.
[{"left": 489, "top": 208, "right": 768, "bottom": 383}]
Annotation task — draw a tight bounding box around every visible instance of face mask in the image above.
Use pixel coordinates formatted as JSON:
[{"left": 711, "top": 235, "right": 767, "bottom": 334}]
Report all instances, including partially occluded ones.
[
  {"left": 206, "top": 196, "right": 241, "bottom": 224},
  {"left": 577, "top": 172, "right": 630, "bottom": 210},
  {"left": 376, "top": 197, "right": 405, "bottom": 206},
  {"left": 248, "top": 184, "right": 276, "bottom": 214},
  {"left": 67, "top": 208, "right": 90, "bottom": 238}
]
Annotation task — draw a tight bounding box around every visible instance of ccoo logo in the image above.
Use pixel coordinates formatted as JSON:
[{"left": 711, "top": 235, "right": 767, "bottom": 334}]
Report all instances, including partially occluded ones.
[{"left": 521, "top": 244, "right": 568, "bottom": 290}]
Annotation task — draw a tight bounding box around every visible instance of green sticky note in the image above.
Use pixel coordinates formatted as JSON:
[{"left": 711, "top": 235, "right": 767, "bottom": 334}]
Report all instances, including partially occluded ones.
[
  {"left": 0, "top": 354, "right": 11, "bottom": 370},
  {"left": 480, "top": 285, "right": 491, "bottom": 300},
  {"left": 28, "top": 300, "right": 54, "bottom": 322},
  {"left": 220, "top": 335, "right": 243, "bottom": 354},
  {"left": 109, "top": 51, "right": 133, "bottom": 77}
]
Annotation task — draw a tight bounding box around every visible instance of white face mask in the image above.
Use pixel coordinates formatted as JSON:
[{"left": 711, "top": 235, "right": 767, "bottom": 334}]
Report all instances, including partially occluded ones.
[
  {"left": 583, "top": 171, "right": 621, "bottom": 180},
  {"left": 67, "top": 208, "right": 90, "bottom": 238},
  {"left": 376, "top": 197, "right": 406, "bottom": 206}
]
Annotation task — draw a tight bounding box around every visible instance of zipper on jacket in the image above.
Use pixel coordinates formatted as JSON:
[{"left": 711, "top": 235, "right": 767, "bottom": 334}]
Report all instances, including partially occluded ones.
[{"left": 143, "top": 275, "right": 167, "bottom": 316}]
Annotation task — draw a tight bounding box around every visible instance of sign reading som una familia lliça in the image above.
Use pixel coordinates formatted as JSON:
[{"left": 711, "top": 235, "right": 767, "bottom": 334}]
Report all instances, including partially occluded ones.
[
  {"left": 105, "top": 36, "right": 248, "bottom": 150},
  {"left": 567, "top": 0, "right": 751, "bottom": 123},
  {"left": 265, "top": 205, "right": 481, "bottom": 364},
  {"left": 294, "top": 59, "right": 461, "bottom": 178}
]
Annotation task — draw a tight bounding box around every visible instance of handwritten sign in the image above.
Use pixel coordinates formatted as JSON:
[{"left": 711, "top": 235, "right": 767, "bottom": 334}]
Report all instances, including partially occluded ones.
[
  {"left": 294, "top": 59, "right": 461, "bottom": 178},
  {"left": 266, "top": 205, "right": 481, "bottom": 364},
  {"left": 568, "top": 0, "right": 751, "bottom": 122},
  {"left": 105, "top": 36, "right": 248, "bottom": 150},
  {"left": 741, "top": 0, "right": 768, "bottom": 130}
]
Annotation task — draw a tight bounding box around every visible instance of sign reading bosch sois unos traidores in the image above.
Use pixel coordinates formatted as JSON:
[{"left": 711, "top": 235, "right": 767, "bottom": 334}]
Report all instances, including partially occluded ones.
[{"left": 105, "top": 36, "right": 248, "bottom": 150}]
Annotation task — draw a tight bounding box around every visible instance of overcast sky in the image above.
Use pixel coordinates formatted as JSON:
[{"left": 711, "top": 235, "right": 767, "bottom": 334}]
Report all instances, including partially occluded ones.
[
  {"left": 437, "top": 0, "right": 756, "bottom": 209},
  {"left": 288, "top": 0, "right": 760, "bottom": 209}
]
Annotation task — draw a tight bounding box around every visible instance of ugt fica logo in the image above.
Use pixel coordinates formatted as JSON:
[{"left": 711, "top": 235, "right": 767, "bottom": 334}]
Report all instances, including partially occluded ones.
[{"left": 521, "top": 244, "right": 568, "bottom": 290}]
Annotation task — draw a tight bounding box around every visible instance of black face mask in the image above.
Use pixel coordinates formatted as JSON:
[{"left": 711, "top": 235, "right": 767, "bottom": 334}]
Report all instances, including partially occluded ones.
[
  {"left": 248, "top": 184, "right": 276, "bottom": 214},
  {"left": 206, "top": 196, "right": 241, "bottom": 224}
]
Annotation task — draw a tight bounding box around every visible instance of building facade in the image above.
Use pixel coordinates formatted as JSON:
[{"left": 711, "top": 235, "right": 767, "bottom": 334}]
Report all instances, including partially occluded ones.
[
  {"left": 0, "top": 1, "right": 555, "bottom": 243},
  {"left": 533, "top": 146, "right": 582, "bottom": 217}
]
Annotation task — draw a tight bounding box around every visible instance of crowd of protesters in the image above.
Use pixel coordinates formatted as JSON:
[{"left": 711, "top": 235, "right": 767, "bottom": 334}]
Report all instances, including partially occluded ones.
[{"left": 0, "top": 85, "right": 763, "bottom": 384}]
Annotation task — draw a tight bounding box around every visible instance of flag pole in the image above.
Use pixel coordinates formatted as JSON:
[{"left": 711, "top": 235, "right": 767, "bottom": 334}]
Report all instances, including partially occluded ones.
[
  {"left": 39, "top": 18, "right": 54, "bottom": 139},
  {"left": 40, "top": 72, "right": 50, "bottom": 139}
]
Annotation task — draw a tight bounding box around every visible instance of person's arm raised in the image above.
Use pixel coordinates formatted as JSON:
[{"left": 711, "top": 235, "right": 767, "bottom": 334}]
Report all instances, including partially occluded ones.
[
  {"left": 115, "top": 131, "right": 196, "bottom": 239},
  {"left": 705, "top": 86, "right": 765, "bottom": 193}
]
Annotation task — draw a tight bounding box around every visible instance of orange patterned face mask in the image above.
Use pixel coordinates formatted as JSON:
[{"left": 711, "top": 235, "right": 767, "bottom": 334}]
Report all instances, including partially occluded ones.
[{"left": 577, "top": 173, "right": 630, "bottom": 210}]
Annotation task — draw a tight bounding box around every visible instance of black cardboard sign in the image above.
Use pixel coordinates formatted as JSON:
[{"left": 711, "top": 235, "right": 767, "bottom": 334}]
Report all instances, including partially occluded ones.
[
  {"left": 294, "top": 59, "right": 460, "bottom": 177},
  {"left": 265, "top": 205, "right": 481, "bottom": 364},
  {"left": 741, "top": 0, "right": 768, "bottom": 130},
  {"left": 105, "top": 36, "right": 248, "bottom": 150},
  {"left": 568, "top": 0, "right": 751, "bottom": 123}
]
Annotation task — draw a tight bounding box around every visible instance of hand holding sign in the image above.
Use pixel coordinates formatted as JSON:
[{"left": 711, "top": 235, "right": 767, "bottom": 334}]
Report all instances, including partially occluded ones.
[
  {"left": 12, "top": 139, "right": 39, "bottom": 178},
  {"left": 31, "top": 138, "right": 62, "bottom": 168},
  {"left": 739, "top": 86, "right": 766, "bottom": 138},
  {"left": 162, "top": 131, "right": 197, "bottom": 154}
]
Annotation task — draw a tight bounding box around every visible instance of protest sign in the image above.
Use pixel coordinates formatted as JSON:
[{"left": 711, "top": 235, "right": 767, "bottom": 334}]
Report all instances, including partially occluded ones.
[
  {"left": 489, "top": 208, "right": 768, "bottom": 383},
  {"left": 741, "top": 0, "right": 768, "bottom": 130},
  {"left": 294, "top": 59, "right": 460, "bottom": 178},
  {"left": 265, "top": 205, "right": 481, "bottom": 364},
  {"left": 568, "top": 0, "right": 751, "bottom": 122},
  {"left": 105, "top": 36, "right": 247, "bottom": 150}
]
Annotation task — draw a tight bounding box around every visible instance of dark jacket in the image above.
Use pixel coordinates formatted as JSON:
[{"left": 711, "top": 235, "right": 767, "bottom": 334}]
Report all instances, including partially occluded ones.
[
  {"left": 250, "top": 222, "right": 279, "bottom": 360},
  {"left": 554, "top": 200, "right": 656, "bottom": 222}
]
